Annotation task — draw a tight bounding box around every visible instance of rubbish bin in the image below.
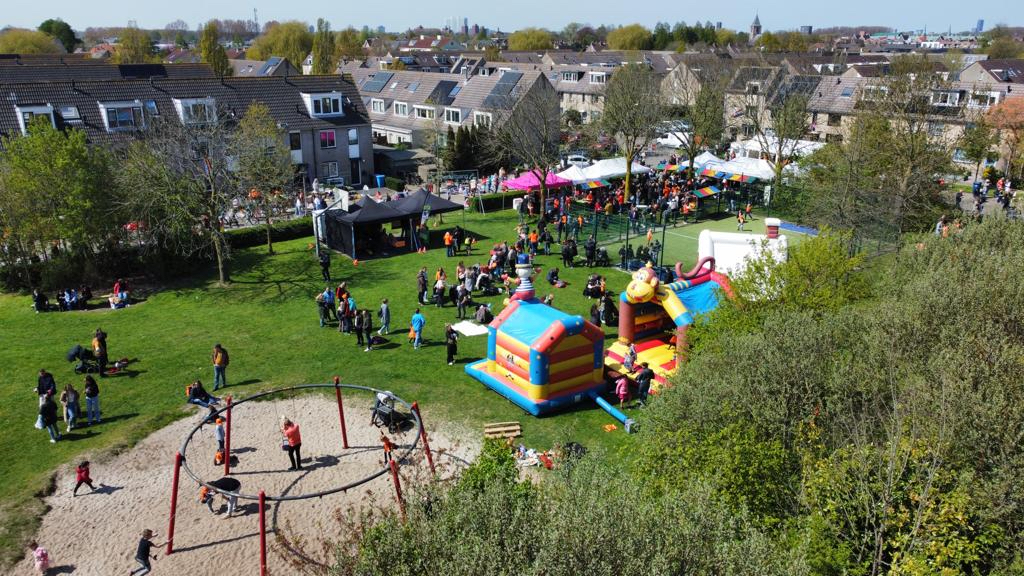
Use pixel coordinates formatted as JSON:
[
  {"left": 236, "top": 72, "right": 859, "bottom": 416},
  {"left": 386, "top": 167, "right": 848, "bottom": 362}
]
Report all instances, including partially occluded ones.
[{"left": 375, "top": 174, "right": 385, "bottom": 188}]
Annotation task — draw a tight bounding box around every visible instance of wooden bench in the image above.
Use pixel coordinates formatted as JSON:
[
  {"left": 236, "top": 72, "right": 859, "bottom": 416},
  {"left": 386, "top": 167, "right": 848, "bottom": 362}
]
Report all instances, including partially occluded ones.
[{"left": 484, "top": 421, "right": 522, "bottom": 439}]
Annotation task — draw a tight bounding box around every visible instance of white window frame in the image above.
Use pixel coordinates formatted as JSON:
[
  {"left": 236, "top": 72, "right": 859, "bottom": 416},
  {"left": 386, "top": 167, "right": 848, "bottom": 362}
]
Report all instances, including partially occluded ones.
[
  {"left": 968, "top": 91, "right": 999, "bottom": 109},
  {"left": 561, "top": 71, "right": 581, "bottom": 83},
  {"left": 473, "top": 111, "right": 492, "bottom": 128},
  {"left": 100, "top": 101, "right": 146, "bottom": 132},
  {"left": 321, "top": 161, "right": 339, "bottom": 178},
  {"left": 347, "top": 128, "right": 359, "bottom": 146},
  {"left": 932, "top": 91, "right": 960, "bottom": 107},
  {"left": 444, "top": 108, "right": 462, "bottom": 124},
  {"left": 370, "top": 98, "right": 386, "bottom": 113},
  {"left": 59, "top": 106, "right": 81, "bottom": 121},
  {"left": 311, "top": 94, "right": 342, "bottom": 117},
  {"left": 414, "top": 105, "right": 435, "bottom": 120},
  {"left": 15, "top": 105, "right": 55, "bottom": 134},
  {"left": 319, "top": 129, "right": 337, "bottom": 149},
  {"left": 589, "top": 72, "right": 607, "bottom": 84},
  {"left": 394, "top": 101, "right": 409, "bottom": 116},
  {"left": 175, "top": 97, "right": 216, "bottom": 125}
]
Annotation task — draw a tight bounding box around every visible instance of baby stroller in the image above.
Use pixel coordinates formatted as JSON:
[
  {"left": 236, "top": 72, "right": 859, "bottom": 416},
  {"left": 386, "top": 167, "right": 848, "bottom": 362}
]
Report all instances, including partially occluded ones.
[
  {"left": 370, "top": 392, "right": 413, "bottom": 434},
  {"left": 67, "top": 344, "right": 100, "bottom": 374},
  {"left": 595, "top": 247, "right": 611, "bottom": 267}
]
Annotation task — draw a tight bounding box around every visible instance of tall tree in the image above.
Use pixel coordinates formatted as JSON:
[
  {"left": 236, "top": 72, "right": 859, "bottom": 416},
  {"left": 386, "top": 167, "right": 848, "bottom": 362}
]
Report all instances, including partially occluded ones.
[
  {"left": 959, "top": 120, "right": 997, "bottom": 182},
  {"left": 311, "top": 18, "right": 335, "bottom": 74},
  {"left": 234, "top": 103, "right": 294, "bottom": 254},
  {"left": 247, "top": 21, "right": 312, "bottom": 68},
  {"left": 115, "top": 112, "right": 236, "bottom": 284},
  {"left": 607, "top": 24, "right": 652, "bottom": 50},
  {"left": 115, "top": 27, "right": 156, "bottom": 64},
  {"left": 0, "top": 118, "right": 114, "bottom": 287},
  {"left": 747, "top": 83, "right": 811, "bottom": 192},
  {"left": 508, "top": 28, "right": 553, "bottom": 51},
  {"left": 199, "top": 21, "right": 231, "bottom": 77},
  {"left": 662, "top": 58, "right": 730, "bottom": 173},
  {"left": 38, "top": 19, "right": 77, "bottom": 53},
  {"left": 987, "top": 97, "right": 1024, "bottom": 180},
  {"left": 601, "top": 63, "right": 666, "bottom": 202},
  {"left": 334, "top": 27, "right": 363, "bottom": 62},
  {"left": 0, "top": 28, "right": 63, "bottom": 54},
  {"left": 486, "top": 80, "right": 561, "bottom": 210}
]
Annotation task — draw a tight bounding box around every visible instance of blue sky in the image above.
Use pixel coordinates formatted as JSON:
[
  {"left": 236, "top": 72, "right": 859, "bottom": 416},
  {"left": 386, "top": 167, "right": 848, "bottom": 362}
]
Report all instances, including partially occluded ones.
[{"left": 3, "top": 0, "right": 1021, "bottom": 34}]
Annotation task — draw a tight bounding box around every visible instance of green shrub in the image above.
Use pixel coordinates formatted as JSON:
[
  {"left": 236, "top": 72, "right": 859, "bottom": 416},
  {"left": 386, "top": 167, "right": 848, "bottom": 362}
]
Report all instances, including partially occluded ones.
[
  {"left": 224, "top": 216, "right": 313, "bottom": 249},
  {"left": 467, "top": 191, "right": 526, "bottom": 213},
  {"left": 384, "top": 176, "right": 406, "bottom": 192}
]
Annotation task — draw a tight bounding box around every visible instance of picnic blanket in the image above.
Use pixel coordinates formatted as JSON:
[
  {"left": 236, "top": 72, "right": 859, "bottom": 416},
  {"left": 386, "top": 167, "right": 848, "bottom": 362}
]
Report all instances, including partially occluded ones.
[{"left": 453, "top": 320, "right": 490, "bottom": 337}]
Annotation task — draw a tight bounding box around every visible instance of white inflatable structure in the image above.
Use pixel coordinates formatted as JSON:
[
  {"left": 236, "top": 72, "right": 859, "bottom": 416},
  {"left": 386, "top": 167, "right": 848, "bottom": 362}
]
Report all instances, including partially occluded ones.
[{"left": 697, "top": 217, "right": 788, "bottom": 276}]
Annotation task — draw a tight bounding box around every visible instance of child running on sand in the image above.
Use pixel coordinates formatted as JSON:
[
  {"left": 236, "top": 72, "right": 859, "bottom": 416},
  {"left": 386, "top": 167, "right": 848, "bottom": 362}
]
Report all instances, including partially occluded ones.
[
  {"left": 28, "top": 541, "right": 49, "bottom": 574},
  {"left": 131, "top": 529, "right": 160, "bottom": 575},
  {"left": 73, "top": 461, "right": 95, "bottom": 496}
]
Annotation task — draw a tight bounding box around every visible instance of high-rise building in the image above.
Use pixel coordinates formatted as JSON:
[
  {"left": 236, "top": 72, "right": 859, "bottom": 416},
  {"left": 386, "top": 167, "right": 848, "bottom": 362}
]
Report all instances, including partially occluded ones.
[
  {"left": 462, "top": 17, "right": 469, "bottom": 36},
  {"left": 715, "top": 22, "right": 722, "bottom": 30},
  {"left": 976, "top": 19, "right": 985, "bottom": 34},
  {"left": 800, "top": 25, "right": 814, "bottom": 35}
]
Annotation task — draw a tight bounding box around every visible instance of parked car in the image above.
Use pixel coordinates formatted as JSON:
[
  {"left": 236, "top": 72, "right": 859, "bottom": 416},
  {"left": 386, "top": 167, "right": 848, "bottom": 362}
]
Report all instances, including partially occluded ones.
[{"left": 566, "top": 154, "right": 591, "bottom": 168}]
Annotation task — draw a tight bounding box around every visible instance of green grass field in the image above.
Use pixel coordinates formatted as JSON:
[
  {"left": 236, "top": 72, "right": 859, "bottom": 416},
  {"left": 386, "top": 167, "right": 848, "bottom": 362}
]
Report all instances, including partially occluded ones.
[{"left": 0, "top": 207, "right": 790, "bottom": 564}]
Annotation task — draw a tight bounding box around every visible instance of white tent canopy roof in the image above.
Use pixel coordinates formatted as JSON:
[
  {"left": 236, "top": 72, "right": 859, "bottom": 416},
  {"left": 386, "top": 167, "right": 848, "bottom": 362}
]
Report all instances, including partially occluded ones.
[
  {"left": 715, "top": 156, "right": 777, "bottom": 180},
  {"left": 581, "top": 157, "right": 654, "bottom": 180},
  {"left": 730, "top": 136, "right": 825, "bottom": 159},
  {"left": 556, "top": 165, "right": 589, "bottom": 184},
  {"left": 693, "top": 151, "right": 724, "bottom": 171}
]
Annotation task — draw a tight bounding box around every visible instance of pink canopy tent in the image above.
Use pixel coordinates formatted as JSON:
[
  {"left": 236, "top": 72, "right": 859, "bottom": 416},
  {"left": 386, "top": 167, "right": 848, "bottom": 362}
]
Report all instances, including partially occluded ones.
[{"left": 503, "top": 170, "right": 573, "bottom": 191}]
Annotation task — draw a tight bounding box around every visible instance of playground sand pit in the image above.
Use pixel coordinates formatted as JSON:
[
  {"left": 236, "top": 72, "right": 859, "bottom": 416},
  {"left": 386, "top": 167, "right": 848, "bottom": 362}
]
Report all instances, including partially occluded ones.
[{"left": 12, "top": 394, "right": 477, "bottom": 575}]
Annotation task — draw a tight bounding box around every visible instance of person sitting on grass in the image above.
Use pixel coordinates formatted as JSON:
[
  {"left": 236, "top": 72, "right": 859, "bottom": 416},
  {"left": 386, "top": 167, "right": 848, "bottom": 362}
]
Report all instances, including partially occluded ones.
[{"left": 188, "top": 380, "right": 220, "bottom": 408}]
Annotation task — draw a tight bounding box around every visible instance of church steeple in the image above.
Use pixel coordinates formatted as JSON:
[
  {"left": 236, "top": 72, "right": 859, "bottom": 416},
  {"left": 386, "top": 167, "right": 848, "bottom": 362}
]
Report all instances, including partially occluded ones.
[{"left": 751, "top": 14, "right": 763, "bottom": 37}]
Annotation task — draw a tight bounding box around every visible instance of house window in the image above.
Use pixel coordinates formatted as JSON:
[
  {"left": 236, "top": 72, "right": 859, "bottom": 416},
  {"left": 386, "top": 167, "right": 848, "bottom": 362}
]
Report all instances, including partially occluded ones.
[
  {"left": 825, "top": 133, "right": 844, "bottom": 143},
  {"left": 288, "top": 132, "right": 301, "bottom": 151},
  {"left": 746, "top": 82, "right": 760, "bottom": 95},
  {"left": 444, "top": 108, "right": 461, "bottom": 124},
  {"left": 827, "top": 113, "right": 842, "bottom": 127},
  {"left": 394, "top": 101, "right": 409, "bottom": 116},
  {"left": 561, "top": 71, "right": 581, "bottom": 82},
  {"left": 745, "top": 105, "right": 758, "bottom": 118},
  {"left": 312, "top": 95, "right": 342, "bottom": 116},
  {"left": 321, "top": 161, "right": 339, "bottom": 178},
  {"left": 347, "top": 128, "right": 358, "bottom": 145},
  {"left": 178, "top": 98, "right": 216, "bottom": 124},
  {"left": 15, "top": 105, "right": 56, "bottom": 134},
  {"left": 414, "top": 106, "right": 435, "bottom": 119},
  {"left": 479, "top": 68, "right": 490, "bottom": 77},
  {"left": 103, "top": 104, "right": 145, "bottom": 131},
  {"left": 371, "top": 99, "right": 386, "bottom": 113},
  {"left": 60, "top": 106, "right": 81, "bottom": 121},
  {"left": 144, "top": 100, "right": 159, "bottom": 115},
  {"left": 474, "top": 111, "right": 492, "bottom": 128},
  {"left": 928, "top": 122, "right": 945, "bottom": 138},
  {"left": 932, "top": 91, "right": 959, "bottom": 106},
  {"left": 589, "top": 72, "right": 607, "bottom": 84},
  {"left": 969, "top": 92, "right": 998, "bottom": 108},
  {"left": 320, "top": 130, "right": 336, "bottom": 149},
  {"left": 742, "top": 124, "right": 755, "bottom": 138}
]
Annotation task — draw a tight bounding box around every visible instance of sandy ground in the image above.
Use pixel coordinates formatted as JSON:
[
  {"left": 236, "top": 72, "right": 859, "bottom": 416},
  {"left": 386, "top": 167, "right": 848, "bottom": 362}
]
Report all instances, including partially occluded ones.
[{"left": 13, "top": 395, "right": 477, "bottom": 575}]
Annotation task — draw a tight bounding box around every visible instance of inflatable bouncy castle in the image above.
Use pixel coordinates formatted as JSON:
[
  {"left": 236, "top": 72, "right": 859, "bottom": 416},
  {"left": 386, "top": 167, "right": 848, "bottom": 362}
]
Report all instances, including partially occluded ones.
[
  {"left": 605, "top": 257, "right": 732, "bottom": 389},
  {"left": 466, "top": 255, "right": 605, "bottom": 415}
]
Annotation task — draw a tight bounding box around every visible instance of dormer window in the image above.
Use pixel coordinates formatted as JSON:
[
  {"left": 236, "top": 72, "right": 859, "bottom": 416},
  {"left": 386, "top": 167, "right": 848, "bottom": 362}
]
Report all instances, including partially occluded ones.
[
  {"left": 60, "top": 106, "right": 81, "bottom": 121},
  {"left": 312, "top": 94, "right": 341, "bottom": 116},
  {"left": 561, "top": 71, "right": 582, "bottom": 82},
  {"left": 15, "top": 105, "right": 55, "bottom": 135},
  {"left": 100, "top": 101, "right": 145, "bottom": 132},
  {"left": 589, "top": 72, "right": 607, "bottom": 84},
  {"left": 932, "top": 91, "right": 960, "bottom": 106},
  {"left": 174, "top": 98, "right": 216, "bottom": 125},
  {"left": 444, "top": 108, "right": 461, "bottom": 124}
]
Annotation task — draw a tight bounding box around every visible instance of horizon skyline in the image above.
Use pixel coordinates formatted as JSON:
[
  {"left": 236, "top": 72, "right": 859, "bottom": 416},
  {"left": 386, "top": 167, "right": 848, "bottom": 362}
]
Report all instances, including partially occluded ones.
[{"left": 2, "top": 1, "right": 1022, "bottom": 36}]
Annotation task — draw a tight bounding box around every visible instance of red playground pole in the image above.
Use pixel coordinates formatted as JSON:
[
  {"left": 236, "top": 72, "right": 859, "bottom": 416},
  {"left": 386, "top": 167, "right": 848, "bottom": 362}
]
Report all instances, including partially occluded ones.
[
  {"left": 224, "top": 396, "right": 233, "bottom": 475},
  {"left": 258, "top": 490, "right": 267, "bottom": 576},
  {"left": 334, "top": 376, "right": 349, "bottom": 449},
  {"left": 166, "top": 451, "right": 182, "bottom": 554},
  {"left": 389, "top": 459, "right": 406, "bottom": 519},
  {"left": 411, "top": 402, "right": 436, "bottom": 477}
]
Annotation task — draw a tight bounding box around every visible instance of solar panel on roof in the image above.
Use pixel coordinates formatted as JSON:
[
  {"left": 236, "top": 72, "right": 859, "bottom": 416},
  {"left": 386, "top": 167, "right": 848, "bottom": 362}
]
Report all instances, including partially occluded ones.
[
  {"left": 363, "top": 71, "right": 394, "bottom": 93},
  {"left": 257, "top": 57, "right": 282, "bottom": 76},
  {"left": 840, "top": 86, "right": 855, "bottom": 97},
  {"left": 448, "top": 84, "right": 462, "bottom": 99},
  {"left": 483, "top": 71, "right": 524, "bottom": 108},
  {"left": 407, "top": 82, "right": 420, "bottom": 93}
]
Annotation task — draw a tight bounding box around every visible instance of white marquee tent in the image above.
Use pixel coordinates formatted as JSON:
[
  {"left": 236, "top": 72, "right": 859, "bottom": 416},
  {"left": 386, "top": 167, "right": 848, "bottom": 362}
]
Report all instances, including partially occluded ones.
[
  {"left": 555, "top": 165, "right": 589, "bottom": 184},
  {"left": 581, "top": 157, "right": 654, "bottom": 180}
]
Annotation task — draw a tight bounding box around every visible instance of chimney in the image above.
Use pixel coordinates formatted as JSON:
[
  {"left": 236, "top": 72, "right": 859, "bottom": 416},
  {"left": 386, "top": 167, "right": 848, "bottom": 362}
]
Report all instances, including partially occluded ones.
[{"left": 765, "top": 218, "right": 781, "bottom": 239}]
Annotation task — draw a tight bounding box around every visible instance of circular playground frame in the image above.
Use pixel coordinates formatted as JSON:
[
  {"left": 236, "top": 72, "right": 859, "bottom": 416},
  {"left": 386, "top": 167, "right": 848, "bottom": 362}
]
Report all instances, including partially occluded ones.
[{"left": 164, "top": 379, "right": 436, "bottom": 575}]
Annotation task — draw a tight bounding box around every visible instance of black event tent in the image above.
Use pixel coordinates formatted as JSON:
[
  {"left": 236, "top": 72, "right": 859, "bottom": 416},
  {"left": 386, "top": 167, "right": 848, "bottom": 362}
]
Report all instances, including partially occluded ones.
[{"left": 321, "top": 190, "right": 463, "bottom": 258}]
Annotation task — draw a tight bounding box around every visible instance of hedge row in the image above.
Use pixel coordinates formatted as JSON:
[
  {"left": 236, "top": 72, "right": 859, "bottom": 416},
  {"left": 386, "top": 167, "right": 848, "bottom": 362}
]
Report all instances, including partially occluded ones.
[
  {"left": 224, "top": 216, "right": 313, "bottom": 249},
  {"left": 468, "top": 191, "right": 526, "bottom": 213}
]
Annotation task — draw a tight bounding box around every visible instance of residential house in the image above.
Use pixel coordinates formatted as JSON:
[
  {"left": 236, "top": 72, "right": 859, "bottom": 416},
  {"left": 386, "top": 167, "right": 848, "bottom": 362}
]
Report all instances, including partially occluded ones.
[
  {"left": 230, "top": 57, "right": 300, "bottom": 77},
  {"left": 0, "top": 74, "right": 373, "bottom": 186},
  {"left": 348, "top": 67, "right": 555, "bottom": 153}
]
